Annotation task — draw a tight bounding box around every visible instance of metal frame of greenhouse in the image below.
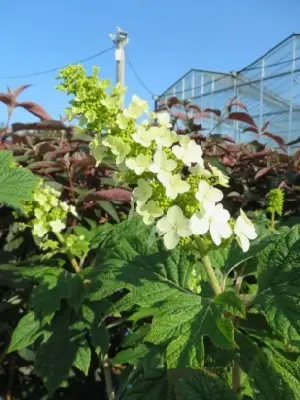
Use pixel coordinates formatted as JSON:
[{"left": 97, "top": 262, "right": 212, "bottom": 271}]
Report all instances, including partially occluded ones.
[{"left": 156, "top": 33, "right": 300, "bottom": 152}]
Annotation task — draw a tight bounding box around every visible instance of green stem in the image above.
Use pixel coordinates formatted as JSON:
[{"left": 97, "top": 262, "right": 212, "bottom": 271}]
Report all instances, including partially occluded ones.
[
  {"left": 103, "top": 354, "right": 115, "bottom": 400},
  {"left": 232, "top": 360, "right": 240, "bottom": 393},
  {"left": 197, "top": 240, "right": 239, "bottom": 391},
  {"left": 201, "top": 254, "right": 222, "bottom": 296},
  {"left": 270, "top": 211, "right": 275, "bottom": 232},
  {"left": 67, "top": 251, "right": 81, "bottom": 273}
]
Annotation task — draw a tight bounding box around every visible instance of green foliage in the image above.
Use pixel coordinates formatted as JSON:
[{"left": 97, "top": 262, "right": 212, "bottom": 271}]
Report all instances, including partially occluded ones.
[
  {"left": 3, "top": 68, "right": 300, "bottom": 400},
  {"left": 0, "top": 150, "right": 39, "bottom": 208},
  {"left": 254, "top": 225, "right": 300, "bottom": 342},
  {"left": 7, "top": 215, "right": 300, "bottom": 398},
  {"left": 81, "top": 218, "right": 300, "bottom": 399},
  {"left": 8, "top": 311, "right": 45, "bottom": 353},
  {"left": 237, "top": 332, "right": 300, "bottom": 399},
  {"left": 124, "top": 369, "right": 238, "bottom": 400},
  {"left": 7, "top": 265, "right": 110, "bottom": 395},
  {"left": 22, "top": 266, "right": 85, "bottom": 318}
]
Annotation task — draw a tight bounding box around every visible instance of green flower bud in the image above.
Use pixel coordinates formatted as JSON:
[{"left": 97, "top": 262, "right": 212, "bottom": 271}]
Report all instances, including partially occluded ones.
[{"left": 266, "top": 188, "right": 284, "bottom": 216}]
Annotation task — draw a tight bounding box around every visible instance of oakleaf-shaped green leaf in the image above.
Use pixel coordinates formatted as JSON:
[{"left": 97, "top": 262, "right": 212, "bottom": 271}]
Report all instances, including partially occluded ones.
[
  {"left": 22, "top": 266, "right": 85, "bottom": 318},
  {"left": 0, "top": 150, "right": 39, "bottom": 209},
  {"left": 146, "top": 292, "right": 242, "bottom": 369},
  {"left": 237, "top": 332, "right": 300, "bottom": 399},
  {"left": 124, "top": 369, "right": 237, "bottom": 400},
  {"left": 86, "top": 217, "right": 242, "bottom": 369},
  {"left": 253, "top": 225, "right": 300, "bottom": 342},
  {"left": 170, "top": 368, "right": 238, "bottom": 399},
  {"left": 124, "top": 369, "right": 172, "bottom": 400},
  {"left": 86, "top": 217, "right": 197, "bottom": 308},
  {"left": 96, "top": 216, "right": 196, "bottom": 287},
  {"left": 34, "top": 309, "right": 77, "bottom": 396}
]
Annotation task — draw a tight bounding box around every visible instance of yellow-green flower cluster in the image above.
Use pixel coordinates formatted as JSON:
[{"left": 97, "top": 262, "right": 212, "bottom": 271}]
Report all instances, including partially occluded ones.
[
  {"left": 57, "top": 65, "right": 258, "bottom": 253},
  {"left": 21, "top": 182, "right": 88, "bottom": 259},
  {"left": 266, "top": 188, "right": 284, "bottom": 216}
]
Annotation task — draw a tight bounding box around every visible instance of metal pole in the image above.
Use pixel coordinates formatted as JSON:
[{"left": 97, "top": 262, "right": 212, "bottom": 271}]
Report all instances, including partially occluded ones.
[
  {"left": 233, "top": 74, "right": 238, "bottom": 142},
  {"left": 182, "top": 77, "right": 185, "bottom": 100},
  {"left": 191, "top": 71, "right": 195, "bottom": 99},
  {"left": 109, "top": 27, "right": 128, "bottom": 107},
  {"left": 210, "top": 76, "right": 215, "bottom": 131},
  {"left": 200, "top": 73, "right": 204, "bottom": 128},
  {"left": 259, "top": 58, "right": 265, "bottom": 133},
  {"left": 288, "top": 36, "right": 296, "bottom": 154}
]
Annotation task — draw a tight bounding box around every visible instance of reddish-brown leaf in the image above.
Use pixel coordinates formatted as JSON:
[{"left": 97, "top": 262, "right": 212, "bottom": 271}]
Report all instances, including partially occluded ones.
[
  {"left": 224, "top": 144, "right": 241, "bottom": 152},
  {"left": 223, "top": 135, "right": 235, "bottom": 143},
  {"left": 278, "top": 180, "right": 292, "bottom": 191},
  {"left": 241, "top": 149, "right": 273, "bottom": 160},
  {"left": 209, "top": 134, "right": 235, "bottom": 143},
  {"left": 261, "top": 120, "right": 270, "bottom": 132},
  {"left": 187, "top": 104, "right": 202, "bottom": 113},
  {"left": 28, "top": 161, "right": 60, "bottom": 170},
  {"left": 204, "top": 108, "right": 222, "bottom": 117},
  {"left": 228, "top": 112, "right": 257, "bottom": 127},
  {"left": 243, "top": 126, "right": 259, "bottom": 134},
  {"left": 15, "top": 101, "right": 52, "bottom": 120},
  {"left": 85, "top": 188, "right": 131, "bottom": 202},
  {"left": 255, "top": 167, "right": 273, "bottom": 180},
  {"left": 230, "top": 99, "right": 248, "bottom": 111},
  {"left": 167, "top": 97, "right": 183, "bottom": 108},
  {"left": 286, "top": 137, "right": 300, "bottom": 146},
  {"left": 0, "top": 93, "right": 12, "bottom": 106},
  {"left": 262, "top": 132, "right": 285, "bottom": 149},
  {"left": 11, "top": 85, "right": 31, "bottom": 102},
  {"left": 223, "top": 156, "right": 236, "bottom": 166},
  {"left": 12, "top": 120, "right": 67, "bottom": 132},
  {"left": 189, "top": 133, "right": 205, "bottom": 141},
  {"left": 34, "top": 142, "right": 57, "bottom": 157},
  {"left": 0, "top": 85, "right": 31, "bottom": 108}
]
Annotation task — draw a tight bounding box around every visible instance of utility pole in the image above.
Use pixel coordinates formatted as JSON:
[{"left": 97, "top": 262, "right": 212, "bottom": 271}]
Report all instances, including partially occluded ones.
[{"left": 109, "top": 27, "right": 128, "bottom": 107}]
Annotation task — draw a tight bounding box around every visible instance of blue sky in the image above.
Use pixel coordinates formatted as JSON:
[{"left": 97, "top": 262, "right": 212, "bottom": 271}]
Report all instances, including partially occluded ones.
[{"left": 0, "top": 0, "right": 299, "bottom": 123}]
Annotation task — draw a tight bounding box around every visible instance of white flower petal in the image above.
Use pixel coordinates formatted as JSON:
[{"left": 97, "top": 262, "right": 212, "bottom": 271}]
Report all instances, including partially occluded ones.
[
  {"left": 156, "top": 216, "right": 172, "bottom": 235},
  {"left": 196, "top": 180, "right": 210, "bottom": 201},
  {"left": 213, "top": 204, "right": 230, "bottom": 223},
  {"left": 164, "top": 230, "right": 180, "bottom": 249},
  {"left": 189, "top": 213, "right": 210, "bottom": 235},
  {"left": 237, "top": 234, "right": 250, "bottom": 252},
  {"left": 166, "top": 205, "right": 184, "bottom": 225},
  {"left": 133, "top": 179, "right": 152, "bottom": 203},
  {"left": 220, "top": 223, "right": 233, "bottom": 239},
  {"left": 210, "top": 224, "right": 222, "bottom": 246},
  {"left": 206, "top": 187, "right": 223, "bottom": 203},
  {"left": 177, "top": 226, "right": 192, "bottom": 237}
]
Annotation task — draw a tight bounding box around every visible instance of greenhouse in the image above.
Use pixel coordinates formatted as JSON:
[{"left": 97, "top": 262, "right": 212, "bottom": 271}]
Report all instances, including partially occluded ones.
[{"left": 157, "top": 34, "right": 300, "bottom": 150}]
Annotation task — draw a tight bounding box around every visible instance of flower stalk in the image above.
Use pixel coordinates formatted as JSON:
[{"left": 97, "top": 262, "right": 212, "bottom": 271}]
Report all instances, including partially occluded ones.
[
  {"left": 56, "top": 232, "right": 81, "bottom": 273},
  {"left": 201, "top": 254, "right": 222, "bottom": 296}
]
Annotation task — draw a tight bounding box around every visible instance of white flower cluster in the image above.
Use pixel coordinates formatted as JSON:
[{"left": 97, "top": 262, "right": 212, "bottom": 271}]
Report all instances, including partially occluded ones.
[{"left": 89, "top": 95, "right": 257, "bottom": 252}]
